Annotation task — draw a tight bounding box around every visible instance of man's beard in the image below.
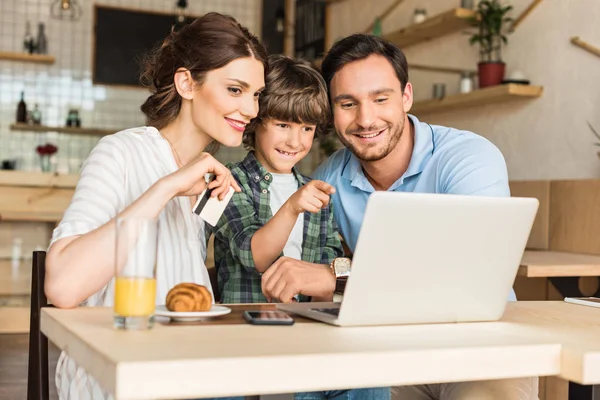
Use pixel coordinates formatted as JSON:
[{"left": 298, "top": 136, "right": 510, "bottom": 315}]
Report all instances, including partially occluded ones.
[{"left": 337, "top": 119, "right": 404, "bottom": 162}]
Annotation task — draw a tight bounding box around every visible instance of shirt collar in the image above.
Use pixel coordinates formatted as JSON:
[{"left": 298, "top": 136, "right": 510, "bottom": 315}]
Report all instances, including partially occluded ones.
[
  {"left": 341, "top": 114, "right": 434, "bottom": 190},
  {"left": 403, "top": 114, "right": 434, "bottom": 179},
  {"left": 241, "top": 151, "right": 307, "bottom": 186}
]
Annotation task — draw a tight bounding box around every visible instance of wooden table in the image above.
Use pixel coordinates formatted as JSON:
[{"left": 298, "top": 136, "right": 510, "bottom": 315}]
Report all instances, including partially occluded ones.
[
  {"left": 40, "top": 301, "right": 600, "bottom": 400},
  {"left": 519, "top": 251, "right": 600, "bottom": 278}
]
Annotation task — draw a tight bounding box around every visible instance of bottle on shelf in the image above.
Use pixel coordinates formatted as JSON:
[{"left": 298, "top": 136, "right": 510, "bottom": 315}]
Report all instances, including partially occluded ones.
[
  {"left": 372, "top": 17, "right": 382, "bottom": 37},
  {"left": 16, "top": 91, "right": 27, "bottom": 123},
  {"left": 461, "top": 0, "right": 475, "bottom": 9},
  {"left": 11, "top": 237, "right": 23, "bottom": 277},
  {"left": 66, "top": 108, "right": 81, "bottom": 127},
  {"left": 23, "top": 21, "right": 35, "bottom": 54},
  {"left": 460, "top": 71, "right": 474, "bottom": 93},
  {"left": 413, "top": 8, "right": 427, "bottom": 24},
  {"left": 36, "top": 22, "right": 48, "bottom": 54},
  {"left": 31, "top": 104, "right": 42, "bottom": 125}
]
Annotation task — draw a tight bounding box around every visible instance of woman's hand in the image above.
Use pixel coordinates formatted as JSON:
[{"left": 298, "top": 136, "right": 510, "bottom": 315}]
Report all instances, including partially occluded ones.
[{"left": 163, "top": 153, "right": 241, "bottom": 200}]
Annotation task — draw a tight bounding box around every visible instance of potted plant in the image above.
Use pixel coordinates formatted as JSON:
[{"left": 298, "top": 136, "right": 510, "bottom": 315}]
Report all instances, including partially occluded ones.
[
  {"left": 588, "top": 122, "right": 600, "bottom": 159},
  {"left": 467, "top": 0, "right": 513, "bottom": 88}
]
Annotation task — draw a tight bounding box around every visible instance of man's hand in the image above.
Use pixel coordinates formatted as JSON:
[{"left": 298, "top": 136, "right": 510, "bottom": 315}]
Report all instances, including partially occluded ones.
[{"left": 261, "top": 257, "right": 336, "bottom": 303}]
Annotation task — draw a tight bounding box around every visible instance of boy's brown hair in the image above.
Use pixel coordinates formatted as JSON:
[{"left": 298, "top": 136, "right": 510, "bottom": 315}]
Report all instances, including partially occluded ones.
[{"left": 242, "top": 54, "right": 330, "bottom": 150}]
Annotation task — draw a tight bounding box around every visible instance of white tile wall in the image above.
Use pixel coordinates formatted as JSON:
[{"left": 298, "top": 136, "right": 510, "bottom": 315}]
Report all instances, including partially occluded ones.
[{"left": 0, "top": 0, "right": 265, "bottom": 173}]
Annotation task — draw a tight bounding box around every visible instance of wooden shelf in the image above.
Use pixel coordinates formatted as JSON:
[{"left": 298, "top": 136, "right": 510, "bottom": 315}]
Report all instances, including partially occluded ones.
[
  {"left": 519, "top": 250, "right": 600, "bottom": 278},
  {"left": 0, "top": 184, "right": 75, "bottom": 223},
  {"left": 0, "top": 307, "right": 30, "bottom": 333},
  {"left": 411, "top": 84, "right": 543, "bottom": 114},
  {"left": 0, "top": 260, "right": 31, "bottom": 296},
  {"left": 10, "top": 123, "right": 116, "bottom": 136},
  {"left": 0, "top": 171, "right": 77, "bottom": 222},
  {"left": 0, "top": 51, "right": 55, "bottom": 64},
  {"left": 0, "top": 211, "right": 63, "bottom": 223},
  {"left": 0, "top": 170, "right": 79, "bottom": 189},
  {"left": 383, "top": 8, "right": 475, "bottom": 49}
]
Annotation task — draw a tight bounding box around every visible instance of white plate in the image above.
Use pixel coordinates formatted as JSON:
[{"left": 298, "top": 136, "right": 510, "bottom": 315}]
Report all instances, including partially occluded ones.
[{"left": 155, "top": 305, "right": 232, "bottom": 322}]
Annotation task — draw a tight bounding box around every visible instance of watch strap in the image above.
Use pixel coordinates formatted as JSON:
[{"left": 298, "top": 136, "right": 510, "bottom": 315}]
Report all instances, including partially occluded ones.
[{"left": 334, "top": 276, "right": 348, "bottom": 295}]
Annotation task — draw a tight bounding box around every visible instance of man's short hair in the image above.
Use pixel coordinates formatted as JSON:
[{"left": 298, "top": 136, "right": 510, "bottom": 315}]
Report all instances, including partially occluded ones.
[
  {"left": 243, "top": 54, "right": 331, "bottom": 150},
  {"left": 320, "top": 34, "right": 409, "bottom": 94}
]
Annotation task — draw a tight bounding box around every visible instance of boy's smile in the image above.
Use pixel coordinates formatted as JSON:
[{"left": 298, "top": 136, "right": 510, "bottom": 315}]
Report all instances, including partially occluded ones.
[
  {"left": 254, "top": 119, "right": 316, "bottom": 174},
  {"left": 275, "top": 149, "right": 299, "bottom": 157}
]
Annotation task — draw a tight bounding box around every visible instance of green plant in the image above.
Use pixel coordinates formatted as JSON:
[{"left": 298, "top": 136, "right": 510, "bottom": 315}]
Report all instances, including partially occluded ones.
[
  {"left": 588, "top": 122, "right": 600, "bottom": 146},
  {"left": 468, "top": 0, "right": 513, "bottom": 63},
  {"left": 318, "top": 134, "right": 339, "bottom": 157}
]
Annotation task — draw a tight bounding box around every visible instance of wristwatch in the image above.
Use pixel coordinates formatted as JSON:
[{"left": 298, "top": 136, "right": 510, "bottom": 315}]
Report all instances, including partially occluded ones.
[
  {"left": 330, "top": 257, "right": 351, "bottom": 295},
  {"left": 330, "top": 257, "right": 352, "bottom": 278}
]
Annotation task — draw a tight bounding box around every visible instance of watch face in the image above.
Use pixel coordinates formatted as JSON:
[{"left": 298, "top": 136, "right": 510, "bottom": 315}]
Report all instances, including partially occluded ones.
[{"left": 334, "top": 258, "right": 351, "bottom": 277}]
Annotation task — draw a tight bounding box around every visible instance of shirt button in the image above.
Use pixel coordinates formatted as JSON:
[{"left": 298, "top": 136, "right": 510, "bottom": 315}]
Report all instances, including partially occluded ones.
[
  {"left": 254, "top": 175, "right": 260, "bottom": 181},
  {"left": 265, "top": 175, "right": 270, "bottom": 181},
  {"left": 262, "top": 189, "right": 268, "bottom": 194}
]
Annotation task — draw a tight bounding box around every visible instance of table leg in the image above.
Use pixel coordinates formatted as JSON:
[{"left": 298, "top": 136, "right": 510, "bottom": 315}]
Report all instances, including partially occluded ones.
[{"left": 569, "top": 382, "right": 600, "bottom": 400}]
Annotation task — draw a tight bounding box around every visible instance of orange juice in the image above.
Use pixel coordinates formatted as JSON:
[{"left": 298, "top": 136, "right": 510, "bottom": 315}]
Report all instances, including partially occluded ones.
[{"left": 114, "top": 277, "right": 156, "bottom": 317}]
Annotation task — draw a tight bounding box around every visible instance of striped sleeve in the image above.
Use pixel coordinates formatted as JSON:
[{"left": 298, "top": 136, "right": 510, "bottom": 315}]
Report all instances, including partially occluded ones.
[{"left": 49, "top": 135, "right": 127, "bottom": 247}]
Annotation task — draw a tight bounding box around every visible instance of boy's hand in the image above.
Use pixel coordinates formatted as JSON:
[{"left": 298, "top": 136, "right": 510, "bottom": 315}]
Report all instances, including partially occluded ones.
[
  {"left": 261, "top": 257, "right": 335, "bottom": 303},
  {"left": 286, "top": 180, "right": 335, "bottom": 214}
]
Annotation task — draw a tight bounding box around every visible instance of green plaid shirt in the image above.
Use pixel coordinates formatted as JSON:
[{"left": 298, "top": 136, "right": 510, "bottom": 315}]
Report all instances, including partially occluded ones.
[{"left": 208, "top": 151, "right": 343, "bottom": 303}]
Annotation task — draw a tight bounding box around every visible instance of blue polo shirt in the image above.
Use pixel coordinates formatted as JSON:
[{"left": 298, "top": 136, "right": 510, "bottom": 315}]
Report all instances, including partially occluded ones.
[{"left": 313, "top": 114, "right": 516, "bottom": 301}]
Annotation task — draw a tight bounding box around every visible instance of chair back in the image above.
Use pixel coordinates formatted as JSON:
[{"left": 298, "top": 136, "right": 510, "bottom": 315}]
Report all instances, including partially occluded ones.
[
  {"left": 208, "top": 267, "right": 221, "bottom": 303},
  {"left": 27, "top": 250, "right": 49, "bottom": 400}
]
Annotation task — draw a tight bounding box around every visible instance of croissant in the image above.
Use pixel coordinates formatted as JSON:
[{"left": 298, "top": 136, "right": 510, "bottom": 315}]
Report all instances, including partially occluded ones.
[{"left": 165, "top": 283, "right": 212, "bottom": 312}]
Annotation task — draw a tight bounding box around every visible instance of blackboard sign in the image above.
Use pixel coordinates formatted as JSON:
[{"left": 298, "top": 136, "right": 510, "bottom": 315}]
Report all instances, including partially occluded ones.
[
  {"left": 92, "top": 5, "right": 197, "bottom": 87},
  {"left": 294, "top": 0, "right": 326, "bottom": 61},
  {"left": 261, "top": 0, "right": 285, "bottom": 55}
]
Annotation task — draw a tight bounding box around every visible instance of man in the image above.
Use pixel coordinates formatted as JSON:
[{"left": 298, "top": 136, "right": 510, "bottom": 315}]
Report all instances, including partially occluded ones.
[{"left": 260, "top": 34, "right": 538, "bottom": 399}]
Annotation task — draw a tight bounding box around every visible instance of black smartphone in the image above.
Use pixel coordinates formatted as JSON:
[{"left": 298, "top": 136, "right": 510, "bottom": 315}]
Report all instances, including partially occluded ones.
[{"left": 243, "top": 310, "right": 295, "bottom": 326}]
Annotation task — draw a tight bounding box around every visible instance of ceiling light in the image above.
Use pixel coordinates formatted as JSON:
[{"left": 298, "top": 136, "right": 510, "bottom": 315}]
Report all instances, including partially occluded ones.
[{"left": 50, "top": 0, "right": 82, "bottom": 21}]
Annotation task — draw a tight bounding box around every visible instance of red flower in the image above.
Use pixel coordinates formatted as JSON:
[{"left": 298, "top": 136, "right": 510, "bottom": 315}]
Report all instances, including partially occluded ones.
[{"left": 36, "top": 143, "right": 58, "bottom": 156}]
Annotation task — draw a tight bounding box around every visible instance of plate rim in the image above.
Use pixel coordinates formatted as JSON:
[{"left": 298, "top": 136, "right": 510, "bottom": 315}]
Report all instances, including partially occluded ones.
[{"left": 154, "top": 304, "right": 231, "bottom": 318}]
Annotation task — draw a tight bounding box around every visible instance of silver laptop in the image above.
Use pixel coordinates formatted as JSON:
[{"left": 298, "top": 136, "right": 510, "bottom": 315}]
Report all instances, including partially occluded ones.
[{"left": 277, "top": 191, "right": 538, "bottom": 327}]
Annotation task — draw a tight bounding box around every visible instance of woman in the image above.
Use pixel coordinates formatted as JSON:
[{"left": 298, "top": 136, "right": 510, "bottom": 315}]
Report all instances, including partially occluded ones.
[{"left": 45, "top": 12, "right": 268, "bottom": 399}]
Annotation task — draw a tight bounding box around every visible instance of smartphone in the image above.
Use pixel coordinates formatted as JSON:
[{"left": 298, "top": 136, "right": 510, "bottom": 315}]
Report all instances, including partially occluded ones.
[
  {"left": 564, "top": 297, "right": 600, "bottom": 308},
  {"left": 243, "top": 310, "right": 295, "bottom": 326}
]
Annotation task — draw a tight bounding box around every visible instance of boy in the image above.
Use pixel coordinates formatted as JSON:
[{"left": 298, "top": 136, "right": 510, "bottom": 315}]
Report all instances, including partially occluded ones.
[
  {"left": 208, "top": 55, "right": 391, "bottom": 398},
  {"left": 210, "top": 54, "right": 344, "bottom": 304}
]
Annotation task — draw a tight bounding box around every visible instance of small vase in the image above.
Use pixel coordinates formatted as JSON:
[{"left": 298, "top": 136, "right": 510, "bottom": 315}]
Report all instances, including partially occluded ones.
[{"left": 40, "top": 155, "right": 51, "bottom": 172}]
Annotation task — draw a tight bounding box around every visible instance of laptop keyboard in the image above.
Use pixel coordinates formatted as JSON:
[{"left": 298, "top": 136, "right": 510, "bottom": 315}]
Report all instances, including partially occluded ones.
[{"left": 311, "top": 307, "right": 340, "bottom": 317}]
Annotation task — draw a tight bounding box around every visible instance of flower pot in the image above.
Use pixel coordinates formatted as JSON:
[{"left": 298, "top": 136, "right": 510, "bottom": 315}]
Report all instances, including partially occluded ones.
[{"left": 477, "top": 62, "right": 505, "bottom": 88}]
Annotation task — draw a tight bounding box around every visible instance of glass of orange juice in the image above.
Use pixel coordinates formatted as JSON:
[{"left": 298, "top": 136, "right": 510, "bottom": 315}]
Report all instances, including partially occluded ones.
[{"left": 113, "top": 217, "right": 158, "bottom": 330}]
